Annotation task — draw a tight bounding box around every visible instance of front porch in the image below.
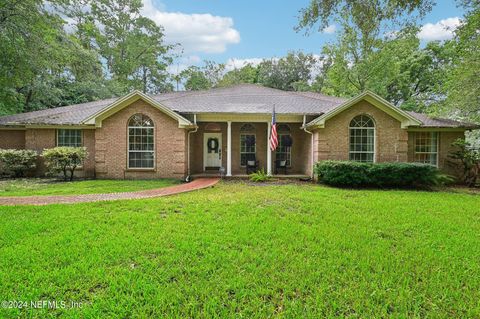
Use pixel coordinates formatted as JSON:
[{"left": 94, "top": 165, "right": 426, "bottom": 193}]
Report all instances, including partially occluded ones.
[{"left": 188, "top": 119, "right": 313, "bottom": 177}]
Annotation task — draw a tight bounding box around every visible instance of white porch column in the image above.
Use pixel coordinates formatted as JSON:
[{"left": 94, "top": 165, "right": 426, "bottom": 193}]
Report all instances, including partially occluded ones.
[
  {"left": 226, "top": 121, "right": 232, "bottom": 176},
  {"left": 267, "top": 121, "right": 272, "bottom": 175}
]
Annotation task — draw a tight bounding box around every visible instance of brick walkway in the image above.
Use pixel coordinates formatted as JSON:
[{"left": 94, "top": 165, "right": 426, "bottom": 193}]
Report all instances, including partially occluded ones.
[{"left": 0, "top": 178, "right": 219, "bottom": 206}]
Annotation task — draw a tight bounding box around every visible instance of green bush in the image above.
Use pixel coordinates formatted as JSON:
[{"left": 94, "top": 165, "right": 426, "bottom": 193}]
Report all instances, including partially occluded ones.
[
  {"left": 249, "top": 169, "right": 271, "bottom": 182},
  {"left": 314, "top": 160, "right": 451, "bottom": 188},
  {"left": 0, "top": 149, "right": 38, "bottom": 177},
  {"left": 448, "top": 138, "right": 479, "bottom": 187},
  {"left": 42, "top": 147, "right": 88, "bottom": 181}
]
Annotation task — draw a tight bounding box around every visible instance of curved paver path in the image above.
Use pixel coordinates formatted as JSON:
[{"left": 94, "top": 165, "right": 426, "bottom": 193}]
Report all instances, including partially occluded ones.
[{"left": 0, "top": 178, "right": 219, "bottom": 206}]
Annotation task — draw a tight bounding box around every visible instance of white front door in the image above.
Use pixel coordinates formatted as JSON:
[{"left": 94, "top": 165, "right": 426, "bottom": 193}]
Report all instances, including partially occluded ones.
[{"left": 204, "top": 133, "right": 222, "bottom": 170}]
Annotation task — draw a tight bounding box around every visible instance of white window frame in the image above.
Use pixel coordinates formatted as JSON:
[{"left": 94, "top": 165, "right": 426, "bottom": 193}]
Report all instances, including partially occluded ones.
[
  {"left": 414, "top": 132, "right": 439, "bottom": 166},
  {"left": 349, "top": 115, "right": 376, "bottom": 163},
  {"left": 276, "top": 133, "right": 292, "bottom": 167},
  {"left": 56, "top": 129, "right": 83, "bottom": 147},
  {"left": 127, "top": 115, "right": 155, "bottom": 170},
  {"left": 240, "top": 133, "right": 256, "bottom": 167}
]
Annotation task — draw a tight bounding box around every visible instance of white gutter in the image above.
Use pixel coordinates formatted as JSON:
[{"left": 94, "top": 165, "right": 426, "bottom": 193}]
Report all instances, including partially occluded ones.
[
  {"left": 302, "top": 115, "right": 314, "bottom": 179},
  {"left": 187, "top": 114, "right": 198, "bottom": 179}
]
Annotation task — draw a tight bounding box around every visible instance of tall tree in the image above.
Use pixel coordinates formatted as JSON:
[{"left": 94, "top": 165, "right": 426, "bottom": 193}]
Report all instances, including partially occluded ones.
[
  {"left": 257, "top": 52, "right": 322, "bottom": 91},
  {"left": 297, "top": 0, "right": 433, "bottom": 32},
  {"left": 217, "top": 64, "right": 259, "bottom": 87},
  {"left": 297, "top": 0, "right": 432, "bottom": 95},
  {"left": 445, "top": 4, "right": 480, "bottom": 123},
  {"left": 92, "top": 0, "right": 173, "bottom": 93},
  {"left": 0, "top": 0, "right": 99, "bottom": 113},
  {"left": 180, "top": 66, "right": 212, "bottom": 91}
]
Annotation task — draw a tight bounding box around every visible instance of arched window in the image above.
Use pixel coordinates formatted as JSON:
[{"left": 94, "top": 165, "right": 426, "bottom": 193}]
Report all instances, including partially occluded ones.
[
  {"left": 128, "top": 114, "right": 154, "bottom": 168},
  {"left": 349, "top": 115, "right": 375, "bottom": 162},
  {"left": 240, "top": 123, "right": 256, "bottom": 166},
  {"left": 276, "top": 124, "right": 292, "bottom": 167}
]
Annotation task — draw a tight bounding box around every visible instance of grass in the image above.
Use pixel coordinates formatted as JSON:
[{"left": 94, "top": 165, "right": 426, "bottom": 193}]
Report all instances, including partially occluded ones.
[
  {"left": 0, "top": 181, "right": 480, "bottom": 318},
  {"left": 0, "top": 178, "right": 179, "bottom": 197}
]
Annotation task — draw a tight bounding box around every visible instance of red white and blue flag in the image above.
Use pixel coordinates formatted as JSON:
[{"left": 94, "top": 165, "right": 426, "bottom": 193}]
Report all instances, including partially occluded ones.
[{"left": 269, "top": 106, "right": 278, "bottom": 151}]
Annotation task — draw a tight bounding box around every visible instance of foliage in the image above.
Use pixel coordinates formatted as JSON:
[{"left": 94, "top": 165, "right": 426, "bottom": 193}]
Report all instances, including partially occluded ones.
[
  {"left": 296, "top": 0, "right": 459, "bottom": 114},
  {"left": 249, "top": 169, "right": 271, "bottom": 182},
  {"left": 297, "top": 0, "right": 433, "bottom": 32},
  {"left": 91, "top": 0, "right": 174, "bottom": 93},
  {"left": 217, "top": 64, "right": 259, "bottom": 87},
  {"left": 42, "top": 147, "right": 88, "bottom": 181},
  {"left": 314, "top": 160, "right": 450, "bottom": 188},
  {"left": 448, "top": 138, "right": 480, "bottom": 187},
  {"left": 1, "top": 183, "right": 480, "bottom": 317},
  {"left": 0, "top": 178, "right": 178, "bottom": 196},
  {"left": 445, "top": 5, "right": 480, "bottom": 123},
  {"left": 180, "top": 66, "right": 214, "bottom": 91},
  {"left": 0, "top": 0, "right": 174, "bottom": 116},
  {"left": 257, "top": 52, "right": 322, "bottom": 91},
  {"left": 0, "top": 149, "right": 38, "bottom": 177},
  {"left": 179, "top": 61, "right": 226, "bottom": 91}
]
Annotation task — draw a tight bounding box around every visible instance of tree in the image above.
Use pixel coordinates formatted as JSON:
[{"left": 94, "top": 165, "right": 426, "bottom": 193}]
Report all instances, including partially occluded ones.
[
  {"left": 297, "top": 0, "right": 433, "bottom": 32},
  {"left": 445, "top": 5, "right": 480, "bottom": 123},
  {"left": 297, "top": 0, "right": 433, "bottom": 98},
  {"left": 257, "top": 52, "right": 321, "bottom": 91},
  {"left": 92, "top": 0, "right": 173, "bottom": 93},
  {"left": 180, "top": 66, "right": 212, "bottom": 91},
  {"left": 0, "top": 0, "right": 71, "bottom": 113},
  {"left": 217, "top": 64, "right": 259, "bottom": 87},
  {"left": 202, "top": 61, "right": 225, "bottom": 88}
]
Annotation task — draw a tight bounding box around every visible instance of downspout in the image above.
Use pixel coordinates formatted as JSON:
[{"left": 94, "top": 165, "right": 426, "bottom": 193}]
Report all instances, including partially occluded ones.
[
  {"left": 187, "top": 114, "right": 198, "bottom": 181},
  {"left": 302, "top": 115, "right": 314, "bottom": 179}
]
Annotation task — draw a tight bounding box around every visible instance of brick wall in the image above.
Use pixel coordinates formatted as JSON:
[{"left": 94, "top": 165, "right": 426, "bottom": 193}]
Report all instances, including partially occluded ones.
[
  {"left": 24, "top": 129, "right": 56, "bottom": 176},
  {"left": 313, "top": 100, "right": 408, "bottom": 163},
  {"left": 95, "top": 99, "right": 187, "bottom": 179},
  {"left": 82, "top": 130, "right": 96, "bottom": 178},
  {"left": 0, "top": 130, "right": 25, "bottom": 149}
]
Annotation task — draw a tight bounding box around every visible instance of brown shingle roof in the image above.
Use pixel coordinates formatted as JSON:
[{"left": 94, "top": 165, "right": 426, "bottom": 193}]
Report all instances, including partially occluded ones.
[{"left": 0, "top": 84, "right": 477, "bottom": 129}]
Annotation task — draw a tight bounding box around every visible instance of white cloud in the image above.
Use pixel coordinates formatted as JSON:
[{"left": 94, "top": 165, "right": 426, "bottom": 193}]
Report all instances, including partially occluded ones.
[
  {"left": 141, "top": 0, "right": 240, "bottom": 54},
  {"left": 418, "top": 17, "right": 461, "bottom": 41},
  {"left": 224, "top": 58, "right": 265, "bottom": 71},
  {"left": 322, "top": 25, "right": 337, "bottom": 34}
]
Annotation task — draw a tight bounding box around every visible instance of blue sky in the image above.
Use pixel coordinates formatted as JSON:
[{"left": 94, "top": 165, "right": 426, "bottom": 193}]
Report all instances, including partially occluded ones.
[{"left": 141, "top": 0, "right": 464, "bottom": 70}]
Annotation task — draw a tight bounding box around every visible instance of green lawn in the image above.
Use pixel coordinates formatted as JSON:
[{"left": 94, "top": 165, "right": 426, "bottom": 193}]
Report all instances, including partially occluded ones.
[
  {"left": 1, "top": 182, "right": 479, "bottom": 318},
  {"left": 0, "top": 178, "right": 179, "bottom": 196}
]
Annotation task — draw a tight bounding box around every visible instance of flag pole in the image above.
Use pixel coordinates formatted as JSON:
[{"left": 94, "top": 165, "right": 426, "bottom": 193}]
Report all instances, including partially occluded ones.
[{"left": 267, "top": 104, "right": 277, "bottom": 176}]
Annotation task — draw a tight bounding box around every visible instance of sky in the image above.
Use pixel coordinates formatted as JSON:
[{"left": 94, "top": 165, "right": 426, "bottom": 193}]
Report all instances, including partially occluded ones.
[{"left": 140, "top": 0, "right": 465, "bottom": 72}]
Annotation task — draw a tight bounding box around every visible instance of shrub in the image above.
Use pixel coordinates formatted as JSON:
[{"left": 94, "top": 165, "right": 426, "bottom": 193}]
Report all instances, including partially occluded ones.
[
  {"left": 249, "top": 169, "right": 271, "bottom": 182},
  {"left": 314, "top": 160, "right": 450, "bottom": 188},
  {"left": 42, "top": 147, "right": 88, "bottom": 181},
  {"left": 0, "top": 149, "right": 38, "bottom": 177},
  {"left": 448, "top": 138, "right": 479, "bottom": 187}
]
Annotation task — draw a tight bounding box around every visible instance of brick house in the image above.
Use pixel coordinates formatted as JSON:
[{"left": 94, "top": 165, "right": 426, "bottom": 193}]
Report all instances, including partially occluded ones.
[{"left": 0, "top": 84, "right": 477, "bottom": 179}]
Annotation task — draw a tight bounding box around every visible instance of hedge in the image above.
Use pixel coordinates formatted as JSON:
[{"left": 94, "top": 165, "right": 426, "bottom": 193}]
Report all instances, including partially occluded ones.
[
  {"left": 314, "top": 160, "right": 451, "bottom": 188},
  {"left": 0, "top": 149, "right": 38, "bottom": 177},
  {"left": 42, "top": 147, "right": 88, "bottom": 181}
]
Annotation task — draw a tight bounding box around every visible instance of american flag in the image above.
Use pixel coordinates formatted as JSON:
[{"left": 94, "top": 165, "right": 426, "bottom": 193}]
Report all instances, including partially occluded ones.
[{"left": 269, "top": 106, "right": 278, "bottom": 151}]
